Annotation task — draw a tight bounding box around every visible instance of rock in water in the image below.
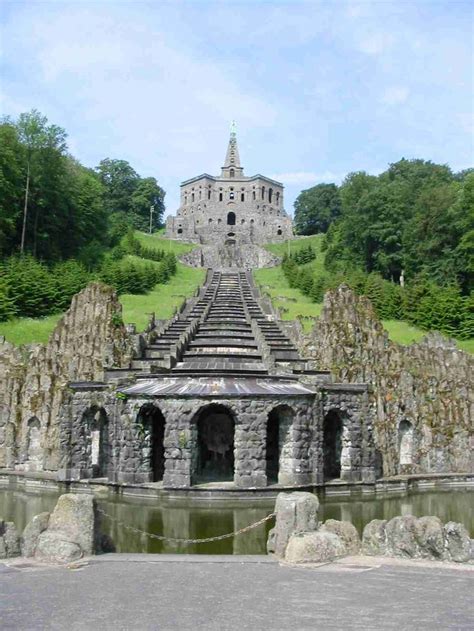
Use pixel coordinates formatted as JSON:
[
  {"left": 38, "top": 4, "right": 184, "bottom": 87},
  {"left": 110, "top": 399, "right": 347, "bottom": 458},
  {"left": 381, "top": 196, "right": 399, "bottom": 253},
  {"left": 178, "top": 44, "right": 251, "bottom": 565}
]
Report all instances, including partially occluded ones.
[
  {"left": 320, "top": 519, "right": 361, "bottom": 555},
  {"left": 21, "top": 512, "right": 50, "bottom": 557},
  {"left": 267, "top": 492, "right": 319, "bottom": 557},
  {"left": 35, "top": 494, "right": 99, "bottom": 562},
  {"left": 285, "top": 531, "right": 346, "bottom": 564},
  {"left": 0, "top": 521, "right": 21, "bottom": 558}
]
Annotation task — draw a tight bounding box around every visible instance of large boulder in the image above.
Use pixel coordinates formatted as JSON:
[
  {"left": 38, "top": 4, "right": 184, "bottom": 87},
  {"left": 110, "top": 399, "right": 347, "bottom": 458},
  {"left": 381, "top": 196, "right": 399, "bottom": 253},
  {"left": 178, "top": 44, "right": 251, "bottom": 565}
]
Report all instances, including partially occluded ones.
[
  {"left": 385, "top": 515, "right": 420, "bottom": 558},
  {"left": 443, "top": 522, "right": 471, "bottom": 563},
  {"left": 362, "top": 519, "right": 387, "bottom": 556},
  {"left": 35, "top": 494, "right": 100, "bottom": 563},
  {"left": 285, "top": 531, "right": 346, "bottom": 564},
  {"left": 320, "top": 519, "right": 361, "bottom": 555},
  {"left": 267, "top": 492, "right": 319, "bottom": 557},
  {"left": 0, "top": 521, "right": 21, "bottom": 559},
  {"left": 21, "top": 512, "right": 50, "bottom": 558},
  {"left": 416, "top": 516, "right": 445, "bottom": 560}
]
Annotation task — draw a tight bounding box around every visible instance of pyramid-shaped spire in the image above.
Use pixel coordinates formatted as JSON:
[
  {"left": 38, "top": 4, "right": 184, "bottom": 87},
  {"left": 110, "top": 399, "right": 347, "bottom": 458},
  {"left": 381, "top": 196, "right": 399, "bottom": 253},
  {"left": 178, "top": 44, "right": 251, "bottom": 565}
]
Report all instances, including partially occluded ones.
[{"left": 221, "top": 121, "right": 244, "bottom": 177}]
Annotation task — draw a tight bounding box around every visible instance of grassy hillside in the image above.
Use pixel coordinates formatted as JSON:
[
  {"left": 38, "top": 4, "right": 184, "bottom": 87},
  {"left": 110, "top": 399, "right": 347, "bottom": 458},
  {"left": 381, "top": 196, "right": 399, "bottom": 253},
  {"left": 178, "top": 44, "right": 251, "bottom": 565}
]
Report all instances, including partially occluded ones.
[
  {"left": 0, "top": 232, "right": 203, "bottom": 345},
  {"left": 256, "top": 236, "right": 474, "bottom": 354}
]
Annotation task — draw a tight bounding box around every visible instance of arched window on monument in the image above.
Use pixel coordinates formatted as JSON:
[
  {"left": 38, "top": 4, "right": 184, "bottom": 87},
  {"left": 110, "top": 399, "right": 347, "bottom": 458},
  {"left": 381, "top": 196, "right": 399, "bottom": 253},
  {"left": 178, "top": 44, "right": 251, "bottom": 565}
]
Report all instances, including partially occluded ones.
[
  {"left": 253, "top": 190, "right": 256, "bottom": 201},
  {"left": 269, "top": 188, "right": 273, "bottom": 203},
  {"left": 191, "top": 193, "right": 195, "bottom": 202},
  {"left": 276, "top": 192, "right": 280, "bottom": 206},
  {"left": 208, "top": 188, "right": 211, "bottom": 200},
  {"left": 241, "top": 192, "right": 245, "bottom": 202},
  {"left": 261, "top": 186, "right": 265, "bottom": 200},
  {"left": 219, "top": 192, "right": 223, "bottom": 201},
  {"left": 229, "top": 191, "right": 235, "bottom": 200},
  {"left": 227, "top": 211, "right": 236, "bottom": 225},
  {"left": 230, "top": 168, "right": 235, "bottom": 178}
]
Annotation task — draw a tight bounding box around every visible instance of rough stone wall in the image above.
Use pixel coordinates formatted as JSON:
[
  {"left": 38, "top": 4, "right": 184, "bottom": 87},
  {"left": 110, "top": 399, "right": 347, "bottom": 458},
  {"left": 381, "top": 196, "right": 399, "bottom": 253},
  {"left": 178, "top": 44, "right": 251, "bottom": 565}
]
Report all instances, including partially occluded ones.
[
  {"left": 0, "top": 283, "right": 134, "bottom": 471},
  {"left": 297, "top": 285, "right": 473, "bottom": 476}
]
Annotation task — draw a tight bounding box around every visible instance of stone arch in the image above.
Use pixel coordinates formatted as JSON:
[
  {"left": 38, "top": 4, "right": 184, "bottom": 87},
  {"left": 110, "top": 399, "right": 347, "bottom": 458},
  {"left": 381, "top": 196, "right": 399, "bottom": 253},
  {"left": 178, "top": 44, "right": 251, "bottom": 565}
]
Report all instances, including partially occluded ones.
[
  {"left": 227, "top": 211, "right": 236, "bottom": 226},
  {"left": 25, "top": 416, "right": 42, "bottom": 471},
  {"left": 398, "top": 420, "right": 414, "bottom": 466},
  {"left": 192, "top": 404, "right": 235, "bottom": 484},
  {"left": 323, "top": 409, "right": 345, "bottom": 481},
  {"left": 277, "top": 229, "right": 282, "bottom": 236},
  {"left": 137, "top": 404, "right": 167, "bottom": 482},
  {"left": 266, "top": 405, "right": 295, "bottom": 485},
  {"left": 80, "top": 406, "right": 110, "bottom": 478},
  {"left": 177, "top": 227, "right": 183, "bottom": 234}
]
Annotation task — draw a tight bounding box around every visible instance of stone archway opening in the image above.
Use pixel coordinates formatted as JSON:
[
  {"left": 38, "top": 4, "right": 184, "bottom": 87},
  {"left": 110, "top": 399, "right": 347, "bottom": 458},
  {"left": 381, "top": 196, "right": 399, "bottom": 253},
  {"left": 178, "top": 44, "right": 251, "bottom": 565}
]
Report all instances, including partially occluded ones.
[
  {"left": 323, "top": 410, "right": 343, "bottom": 481},
  {"left": 138, "top": 405, "right": 167, "bottom": 482},
  {"left": 84, "top": 407, "right": 109, "bottom": 478},
  {"left": 399, "top": 420, "right": 414, "bottom": 466},
  {"left": 25, "top": 416, "right": 42, "bottom": 471},
  {"left": 266, "top": 405, "right": 294, "bottom": 485},
  {"left": 227, "top": 211, "right": 236, "bottom": 226},
  {"left": 195, "top": 404, "right": 235, "bottom": 483}
]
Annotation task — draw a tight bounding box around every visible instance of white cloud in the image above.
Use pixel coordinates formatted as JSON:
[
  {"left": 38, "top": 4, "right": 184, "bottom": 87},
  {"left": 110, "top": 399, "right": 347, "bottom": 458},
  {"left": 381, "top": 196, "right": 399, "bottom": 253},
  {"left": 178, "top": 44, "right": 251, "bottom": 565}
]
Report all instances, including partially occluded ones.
[{"left": 381, "top": 86, "right": 410, "bottom": 105}]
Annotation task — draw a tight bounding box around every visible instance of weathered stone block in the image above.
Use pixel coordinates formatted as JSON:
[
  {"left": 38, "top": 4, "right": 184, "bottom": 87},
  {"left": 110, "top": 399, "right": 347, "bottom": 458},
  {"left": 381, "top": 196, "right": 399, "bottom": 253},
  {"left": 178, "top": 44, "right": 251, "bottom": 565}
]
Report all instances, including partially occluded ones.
[
  {"left": 320, "top": 519, "right": 361, "bottom": 555},
  {"left": 285, "top": 531, "right": 346, "bottom": 564},
  {"left": 0, "top": 521, "right": 21, "bottom": 558},
  {"left": 416, "top": 516, "right": 445, "bottom": 559},
  {"left": 268, "top": 492, "right": 319, "bottom": 557},
  {"left": 385, "top": 515, "right": 419, "bottom": 558},
  {"left": 35, "top": 494, "right": 99, "bottom": 562},
  {"left": 21, "top": 512, "right": 50, "bottom": 557},
  {"left": 362, "top": 519, "right": 387, "bottom": 556},
  {"left": 443, "top": 521, "right": 471, "bottom": 563}
]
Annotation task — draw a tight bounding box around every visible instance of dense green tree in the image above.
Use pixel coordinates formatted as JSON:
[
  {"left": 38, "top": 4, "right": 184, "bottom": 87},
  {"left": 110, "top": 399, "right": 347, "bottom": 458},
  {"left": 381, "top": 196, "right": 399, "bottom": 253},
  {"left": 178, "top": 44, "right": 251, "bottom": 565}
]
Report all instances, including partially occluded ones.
[
  {"left": 96, "top": 158, "right": 139, "bottom": 215},
  {"left": 294, "top": 183, "right": 341, "bottom": 235},
  {"left": 0, "top": 122, "right": 24, "bottom": 256},
  {"left": 130, "top": 177, "right": 165, "bottom": 232}
]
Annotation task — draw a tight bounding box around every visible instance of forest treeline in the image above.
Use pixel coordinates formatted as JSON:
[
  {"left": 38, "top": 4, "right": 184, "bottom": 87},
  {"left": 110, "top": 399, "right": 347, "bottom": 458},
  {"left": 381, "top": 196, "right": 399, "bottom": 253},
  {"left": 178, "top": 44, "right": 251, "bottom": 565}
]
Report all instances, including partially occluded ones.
[
  {"left": 291, "top": 160, "right": 473, "bottom": 338},
  {"left": 0, "top": 110, "right": 174, "bottom": 322},
  {"left": 0, "top": 109, "right": 165, "bottom": 263}
]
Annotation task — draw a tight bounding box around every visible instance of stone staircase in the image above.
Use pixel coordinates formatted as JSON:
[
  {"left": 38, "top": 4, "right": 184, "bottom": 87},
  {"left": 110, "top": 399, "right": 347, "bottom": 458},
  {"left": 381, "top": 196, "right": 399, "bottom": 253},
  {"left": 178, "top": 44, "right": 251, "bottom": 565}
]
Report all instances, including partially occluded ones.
[{"left": 104, "top": 269, "right": 310, "bottom": 382}]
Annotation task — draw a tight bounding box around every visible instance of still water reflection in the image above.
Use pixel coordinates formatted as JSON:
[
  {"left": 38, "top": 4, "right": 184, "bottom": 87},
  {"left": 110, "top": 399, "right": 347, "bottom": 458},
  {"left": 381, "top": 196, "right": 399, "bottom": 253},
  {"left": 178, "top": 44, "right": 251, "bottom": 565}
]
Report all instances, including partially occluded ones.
[{"left": 0, "top": 489, "right": 472, "bottom": 555}]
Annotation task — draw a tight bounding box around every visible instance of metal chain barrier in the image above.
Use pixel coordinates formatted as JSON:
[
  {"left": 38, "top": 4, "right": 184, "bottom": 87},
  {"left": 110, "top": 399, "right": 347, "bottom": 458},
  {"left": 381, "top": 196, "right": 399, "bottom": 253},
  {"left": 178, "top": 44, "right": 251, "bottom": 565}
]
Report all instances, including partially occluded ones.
[{"left": 97, "top": 507, "right": 276, "bottom": 545}]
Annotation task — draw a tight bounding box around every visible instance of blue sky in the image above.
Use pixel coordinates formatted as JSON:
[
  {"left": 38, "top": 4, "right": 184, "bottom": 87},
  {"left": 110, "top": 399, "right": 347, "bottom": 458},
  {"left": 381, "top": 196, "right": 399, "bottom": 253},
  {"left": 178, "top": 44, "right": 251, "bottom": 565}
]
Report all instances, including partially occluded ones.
[{"left": 1, "top": 0, "right": 472, "bottom": 216}]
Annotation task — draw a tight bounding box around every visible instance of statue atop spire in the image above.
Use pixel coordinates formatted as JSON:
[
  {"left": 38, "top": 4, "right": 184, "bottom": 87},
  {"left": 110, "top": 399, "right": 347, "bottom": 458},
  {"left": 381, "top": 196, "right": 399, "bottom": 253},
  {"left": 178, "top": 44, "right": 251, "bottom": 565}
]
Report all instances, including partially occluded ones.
[{"left": 222, "top": 120, "right": 243, "bottom": 177}]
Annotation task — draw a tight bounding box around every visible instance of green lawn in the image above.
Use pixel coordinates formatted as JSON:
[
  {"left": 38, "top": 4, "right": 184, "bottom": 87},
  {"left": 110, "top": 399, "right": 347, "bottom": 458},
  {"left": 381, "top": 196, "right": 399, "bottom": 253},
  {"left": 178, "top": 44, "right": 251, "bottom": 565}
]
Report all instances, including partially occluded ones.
[
  {"left": 253, "top": 261, "right": 474, "bottom": 352},
  {"left": 0, "top": 314, "right": 63, "bottom": 346},
  {"left": 0, "top": 263, "right": 205, "bottom": 346},
  {"left": 120, "top": 263, "right": 205, "bottom": 330},
  {"left": 254, "top": 265, "right": 322, "bottom": 332},
  {"left": 134, "top": 230, "right": 197, "bottom": 256}
]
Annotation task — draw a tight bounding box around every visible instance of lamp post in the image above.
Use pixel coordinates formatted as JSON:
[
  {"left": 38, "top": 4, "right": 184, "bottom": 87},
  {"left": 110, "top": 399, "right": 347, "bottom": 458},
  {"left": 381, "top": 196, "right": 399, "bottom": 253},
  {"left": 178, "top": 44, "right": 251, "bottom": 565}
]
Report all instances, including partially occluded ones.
[{"left": 149, "top": 205, "right": 155, "bottom": 235}]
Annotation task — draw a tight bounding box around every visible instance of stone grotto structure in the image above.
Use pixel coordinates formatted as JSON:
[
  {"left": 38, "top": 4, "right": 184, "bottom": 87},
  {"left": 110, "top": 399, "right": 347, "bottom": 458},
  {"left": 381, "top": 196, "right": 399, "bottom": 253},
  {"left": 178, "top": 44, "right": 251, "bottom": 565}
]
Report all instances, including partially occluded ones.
[{"left": 0, "top": 127, "right": 471, "bottom": 493}]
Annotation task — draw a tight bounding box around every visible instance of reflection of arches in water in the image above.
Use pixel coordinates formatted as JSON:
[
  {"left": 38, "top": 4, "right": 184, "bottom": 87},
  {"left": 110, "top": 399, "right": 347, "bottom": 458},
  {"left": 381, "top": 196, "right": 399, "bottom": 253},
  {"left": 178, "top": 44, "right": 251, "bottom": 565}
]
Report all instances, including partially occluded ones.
[
  {"left": 266, "top": 405, "right": 294, "bottom": 484},
  {"left": 137, "top": 405, "right": 166, "bottom": 482},
  {"left": 81, "top": 407, "right": 109, "bottom": 477},
  {"left": 194, "top": 404, "right": 235, "bottom": 483},
  {"left": 399, "top": 420, "right": 414, "bottom": 465},
  {"left": 26, "top": 416, "right": 42, "bottom": 470},
  {"left": 323, "top": 410, "right": 343, "bottom": 480},
  {"left": 227, "top": 211, "right": 236, "bottom": 225}
]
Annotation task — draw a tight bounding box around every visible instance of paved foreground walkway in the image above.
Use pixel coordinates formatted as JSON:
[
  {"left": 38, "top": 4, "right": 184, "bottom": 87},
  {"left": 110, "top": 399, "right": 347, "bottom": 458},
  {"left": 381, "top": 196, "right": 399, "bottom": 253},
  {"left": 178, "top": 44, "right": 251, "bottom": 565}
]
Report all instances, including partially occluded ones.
[{"left": 1, "top": 554, "right": 473, "bottom": 630}]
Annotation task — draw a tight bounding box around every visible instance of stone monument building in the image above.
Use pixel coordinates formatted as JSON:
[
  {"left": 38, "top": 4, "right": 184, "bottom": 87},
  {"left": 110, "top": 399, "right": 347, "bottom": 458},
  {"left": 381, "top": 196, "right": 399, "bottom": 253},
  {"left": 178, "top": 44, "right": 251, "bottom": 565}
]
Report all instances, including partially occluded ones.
[{"left": 165, "top": 123, "right": 293, "bottom": 247}]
